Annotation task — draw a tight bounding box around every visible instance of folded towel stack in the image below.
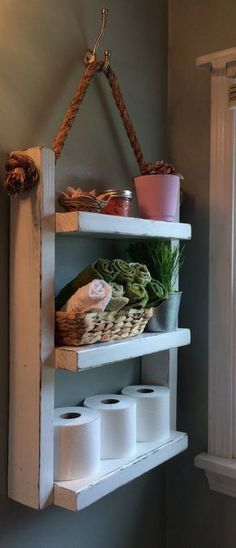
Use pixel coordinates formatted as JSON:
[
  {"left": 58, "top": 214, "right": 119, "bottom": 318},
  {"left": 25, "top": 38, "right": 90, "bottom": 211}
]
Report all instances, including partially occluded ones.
[{"left": 56, "top": 258, "right": 153, "bottom": 313}]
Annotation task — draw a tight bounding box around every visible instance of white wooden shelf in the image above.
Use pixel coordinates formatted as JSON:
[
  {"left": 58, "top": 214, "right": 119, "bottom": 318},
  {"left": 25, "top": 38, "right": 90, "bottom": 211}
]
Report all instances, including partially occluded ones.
[
  {"left": 54, "top": 430, "right": 188, "bottom": 512},
  {"left": 9, "top": 148, "right": 191, "bottom": 511},
  {"left": 56, "top": 211, "right": 191, "bottom": 240},
  {"left": 55, "top": 328, "right": 191, "bottom": 371}
]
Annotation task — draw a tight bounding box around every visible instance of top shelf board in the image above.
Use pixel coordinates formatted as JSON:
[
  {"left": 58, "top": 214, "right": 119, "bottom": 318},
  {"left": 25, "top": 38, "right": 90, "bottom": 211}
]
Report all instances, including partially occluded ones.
[{"left": 56, "top": 212, "right": 191, "bottom": 240}]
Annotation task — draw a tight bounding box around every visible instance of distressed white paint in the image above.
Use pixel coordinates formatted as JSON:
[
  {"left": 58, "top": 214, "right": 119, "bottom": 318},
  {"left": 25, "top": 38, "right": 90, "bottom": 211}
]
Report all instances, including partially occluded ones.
[
  {"left": 8, "top": 148, "right": 191, "bottom": 510},
  {"left": 141, "top": 349, "right": 178, "bottom": 430},
  {"left": 195, "top": 47, "right": 236, "bottom": 497},
  {"left": 141, "top": 232, "right": 181, "bottom": 431},
  {"left": 8, "top": 147, "right": 55, "bottom": 509},
  {"left": 54, "top": 431, "right": 188, "bottom": 511},
  {"left": 56, "top": 211, "right": 191, "bottom": 240},
  {"left": 55, "top": 329, "right": 191, "bottom": 371}
]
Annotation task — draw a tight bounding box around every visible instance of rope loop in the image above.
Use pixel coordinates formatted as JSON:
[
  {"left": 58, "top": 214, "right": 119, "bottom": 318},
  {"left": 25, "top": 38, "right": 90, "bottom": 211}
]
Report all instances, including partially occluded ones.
[
  {"left": 4, "top": 152, "right": 39, "bottom": 198},
  {"left": 3, "top": 59, "right": 181, "bottom": 198}
]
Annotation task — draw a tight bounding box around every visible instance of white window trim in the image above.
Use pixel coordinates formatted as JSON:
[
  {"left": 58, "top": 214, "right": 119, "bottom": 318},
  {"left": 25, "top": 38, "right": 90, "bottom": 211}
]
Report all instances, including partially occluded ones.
[{"left": 194, "top": 47, "right": 236, "bottom": 497}]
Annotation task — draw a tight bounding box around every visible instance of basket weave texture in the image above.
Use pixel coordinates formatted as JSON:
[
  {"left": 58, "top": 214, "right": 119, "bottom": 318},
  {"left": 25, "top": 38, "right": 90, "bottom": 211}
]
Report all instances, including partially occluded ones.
[
  {"left": 58, "top": 193, "right": 109, "bottom": 213},
  {"left": 55, "top": 307, "right": 153, "bottom": 346}
]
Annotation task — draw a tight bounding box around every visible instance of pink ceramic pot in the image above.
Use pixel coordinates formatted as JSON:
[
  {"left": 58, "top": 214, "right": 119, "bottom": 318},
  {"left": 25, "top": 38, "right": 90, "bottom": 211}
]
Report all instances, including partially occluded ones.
[{"left": 134, "top": 174, "right": 180, "bottom": 221}]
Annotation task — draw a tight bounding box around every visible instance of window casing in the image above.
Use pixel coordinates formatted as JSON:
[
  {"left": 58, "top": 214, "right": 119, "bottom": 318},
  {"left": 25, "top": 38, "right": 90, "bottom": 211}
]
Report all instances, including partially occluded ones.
[{"left": 195, "top": 47, "right": 236, "bottom": 497}]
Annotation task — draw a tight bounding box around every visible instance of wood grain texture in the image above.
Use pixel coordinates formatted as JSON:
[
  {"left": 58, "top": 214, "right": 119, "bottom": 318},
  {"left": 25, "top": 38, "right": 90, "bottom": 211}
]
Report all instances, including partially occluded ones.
[
  {"left": 8, "top": 147, "right": 55, "bottom": 509},
  {"left": 56, "top": 211, "right": 191, "bottom": 240}
]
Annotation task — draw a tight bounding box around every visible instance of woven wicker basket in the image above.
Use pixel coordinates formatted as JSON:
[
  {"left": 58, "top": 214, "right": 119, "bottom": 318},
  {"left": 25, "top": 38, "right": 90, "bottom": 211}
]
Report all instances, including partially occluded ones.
[
  {"left": 55, "top": 307, "right": 153, "bottom": 346},
  {"left": 58, "top": 193, "right": 109, "bottom": 213}
]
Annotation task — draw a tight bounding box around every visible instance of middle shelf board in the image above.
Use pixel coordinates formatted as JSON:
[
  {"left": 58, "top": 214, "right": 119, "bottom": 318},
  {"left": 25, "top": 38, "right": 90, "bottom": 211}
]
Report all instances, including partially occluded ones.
[
  {"left": 56, "top": 212, "right": 192, "bottom": 240},
  {"left": 54, "top": 431, "right": 188, "bottom": 512},
  {"left": 55, "top": 328, "right": 191, "bottom": 371}
]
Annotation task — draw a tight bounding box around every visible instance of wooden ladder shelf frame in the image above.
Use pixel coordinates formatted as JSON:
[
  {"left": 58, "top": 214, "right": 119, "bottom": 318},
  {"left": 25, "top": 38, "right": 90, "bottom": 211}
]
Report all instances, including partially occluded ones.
[
  {"left": 9, "top": 147, "right": 55, "bottom": 509},
  {"left": 8, "top": 146, "right": 189, "bottom": 510}
]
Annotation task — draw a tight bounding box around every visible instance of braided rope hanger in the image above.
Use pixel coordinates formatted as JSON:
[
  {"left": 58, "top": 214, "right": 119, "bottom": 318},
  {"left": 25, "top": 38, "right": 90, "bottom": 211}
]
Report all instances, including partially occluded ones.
[{"left": 4, "top": 9, "right": 177, "bottom": 198}]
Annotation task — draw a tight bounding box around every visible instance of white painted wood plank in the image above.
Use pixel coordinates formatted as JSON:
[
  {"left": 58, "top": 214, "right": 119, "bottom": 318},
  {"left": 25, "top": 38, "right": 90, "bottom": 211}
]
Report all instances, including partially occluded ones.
[
  {"left": 141, "top": 349, "right": 178, "bottom": 430},
  {"left": 54, "top": 431, "right": 188, "bottom": 511},
  {"left": 56, "top": 212, "right": 191, "bottom": 240},
  {"left": 208, "top": 74, "right": 235, "bottom": 458},
  {"left": 8, "top": 147, "right": 55, "bottom": 509},
  {"left": 195, "top": 48, "right": 236, "bottom": 497},
  {"left": 196, "top": 46, "right": 236, "bottom": 70},
  {"left": 55, "top": 329, "right": 191, "bottom": 371},
  {"left": 195, "top": 453, "right": 236, "bottom": 478},
  {"left": 195, "top": 453, "right": 236, "bottom": 497}
]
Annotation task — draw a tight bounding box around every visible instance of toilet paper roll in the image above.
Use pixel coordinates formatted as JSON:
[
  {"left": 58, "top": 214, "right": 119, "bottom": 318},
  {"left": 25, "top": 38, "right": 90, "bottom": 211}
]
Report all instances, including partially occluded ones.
[
  {"left": 84, "top": 394, "right": 136, "bottom": 459},
  {"left": 121, "top": 385, "right": 170, "bottom": 443},
  {"left": 54, "top": 406, "right": 100, "bottom": 481}
]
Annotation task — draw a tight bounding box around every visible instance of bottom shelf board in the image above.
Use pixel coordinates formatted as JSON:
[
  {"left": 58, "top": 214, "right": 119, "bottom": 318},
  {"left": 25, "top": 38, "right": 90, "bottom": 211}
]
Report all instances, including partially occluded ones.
[{"left": 54, "top": 431, "right": 188, "bottom": 512}]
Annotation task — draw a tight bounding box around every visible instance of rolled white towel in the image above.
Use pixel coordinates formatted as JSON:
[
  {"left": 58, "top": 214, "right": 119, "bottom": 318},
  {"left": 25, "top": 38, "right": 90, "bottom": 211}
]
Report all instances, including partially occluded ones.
[{"left": 63, "top": 279, "right": 112, "bottom": 313}]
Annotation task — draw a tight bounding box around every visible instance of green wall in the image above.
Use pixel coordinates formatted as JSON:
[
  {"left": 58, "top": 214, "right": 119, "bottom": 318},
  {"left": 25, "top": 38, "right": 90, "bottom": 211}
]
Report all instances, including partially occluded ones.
[
  {"left": 0, "top": 1, "right": 168, "bottom": 547},
  {"left": 3, "top": 2, "right": 235, "bottom": 546},
  {"left": 167, "top": 1, "right": 236, "bottom": 547}
]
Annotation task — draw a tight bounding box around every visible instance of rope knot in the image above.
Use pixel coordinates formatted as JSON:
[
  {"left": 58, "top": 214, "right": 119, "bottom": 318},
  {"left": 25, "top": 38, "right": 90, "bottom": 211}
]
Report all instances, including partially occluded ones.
[{"left": 4, "top": 152, "right": 39, "bottom": 198}]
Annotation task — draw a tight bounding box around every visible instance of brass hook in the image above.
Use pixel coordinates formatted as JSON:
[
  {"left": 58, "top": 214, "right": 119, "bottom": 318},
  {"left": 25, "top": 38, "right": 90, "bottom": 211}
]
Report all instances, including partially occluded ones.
[{"left": 84, "top": 8, "right": 111, "bottom": 71}]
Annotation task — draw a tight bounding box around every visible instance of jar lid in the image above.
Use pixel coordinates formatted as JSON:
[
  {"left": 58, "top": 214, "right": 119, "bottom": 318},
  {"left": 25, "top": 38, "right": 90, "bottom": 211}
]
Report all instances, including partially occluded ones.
[{"left": 103, "top": 189, "right": 133, "bottom": 199}]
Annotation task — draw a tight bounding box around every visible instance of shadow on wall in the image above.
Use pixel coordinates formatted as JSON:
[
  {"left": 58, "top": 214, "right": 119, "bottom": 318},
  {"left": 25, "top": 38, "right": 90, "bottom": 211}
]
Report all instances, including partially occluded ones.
[
  {"left": 0, "top": 467, "right": 166, "bottom": 548},
  {"left": 0, "top": 1, "right": 168, "bottom": 547},
  {"left": 0, "top": 1, "right": 88, "bottom": 152}
]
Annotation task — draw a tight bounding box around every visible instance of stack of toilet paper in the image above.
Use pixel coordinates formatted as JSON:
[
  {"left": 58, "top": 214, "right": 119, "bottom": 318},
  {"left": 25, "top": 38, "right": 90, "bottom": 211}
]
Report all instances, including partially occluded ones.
[{"left": 54, "top": 385, "right": 170, "bottom": 481}]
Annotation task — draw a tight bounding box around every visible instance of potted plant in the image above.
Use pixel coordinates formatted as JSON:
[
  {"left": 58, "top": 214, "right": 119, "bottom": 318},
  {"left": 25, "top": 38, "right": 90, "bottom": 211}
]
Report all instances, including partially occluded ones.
[
  {"left": 129, "top": 240, "right": 184, "bottom": 332},
  {"left": 134, "top": 161, "right": 183, "bottom": 221}
]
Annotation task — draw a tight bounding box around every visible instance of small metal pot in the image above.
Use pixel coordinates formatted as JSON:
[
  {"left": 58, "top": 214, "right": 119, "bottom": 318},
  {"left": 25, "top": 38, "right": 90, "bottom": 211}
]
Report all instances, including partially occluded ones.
[{"left": 146, "top": 292, "right": 182, "bottom": 332}]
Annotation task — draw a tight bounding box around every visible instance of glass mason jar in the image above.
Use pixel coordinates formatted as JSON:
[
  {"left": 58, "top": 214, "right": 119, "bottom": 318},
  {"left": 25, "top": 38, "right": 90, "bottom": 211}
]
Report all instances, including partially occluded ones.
[{"left": 100, "top": 189, "right": 133, "bottom": 216}]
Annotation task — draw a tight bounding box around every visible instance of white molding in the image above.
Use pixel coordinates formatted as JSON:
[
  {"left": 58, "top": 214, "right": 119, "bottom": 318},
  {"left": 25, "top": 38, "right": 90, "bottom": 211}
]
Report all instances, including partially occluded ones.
[
  {"left": 208, "top": 74, "right": 235, "bottom": 457},
  {"left": 195, "top": 48, "right": 236, "bottom": 496},
  {"left": 197, "top": 47, "right": 236, "bottom": 70},
  {"left": 195, "top": 453, "right": 236, "bottom": 498}
]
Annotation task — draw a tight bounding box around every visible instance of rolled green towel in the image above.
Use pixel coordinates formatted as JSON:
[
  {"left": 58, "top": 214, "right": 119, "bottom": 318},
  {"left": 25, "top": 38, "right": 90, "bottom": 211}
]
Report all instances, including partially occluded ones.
[
  {"left": 95, "top": 259, "right": 117, "bottom": 283},
  {"left": 110, "top": 282, "right": 124, "bottom": 297},
  {"left": 113, "top": 259, "right": 135, "bottom": 283},
  {"left": 124, "top": 282, "right": 148, "bottom": 308},
  {"left": 105, "top": 281, "right": 128, "bottom": 312},
  {"left": 130, "top": 262, "right": 151, "bottom": 286},
  {"left": 106, "top": 295, "right": 129, "bottom": 312},
  {"left": 146, "top": 278, "right": 166, "bottom": 306}
]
